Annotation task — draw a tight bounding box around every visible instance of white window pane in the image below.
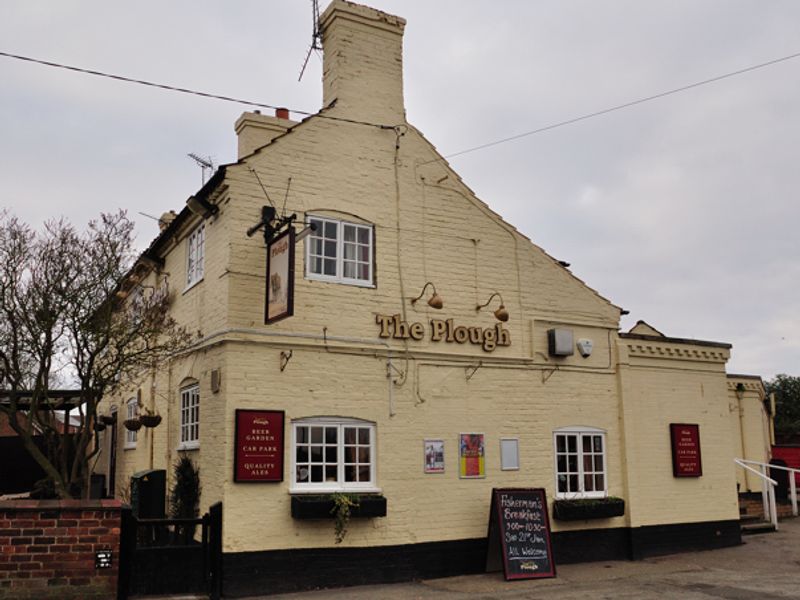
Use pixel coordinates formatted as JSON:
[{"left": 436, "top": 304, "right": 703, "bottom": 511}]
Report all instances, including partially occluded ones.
[
  {"left": 343, "top": 225, "right": 356, "bottom": 242},
  {"left": 343, "top": 262, "right": 356, "bottom": 279},
  {"left": 324, "top": 222, "right": 337, "bottom": 239},
  {"left": 324, "top": 259, "right": 336, "bottom": 276},
  {"left": 357, "top": 227, "right": 369, "bottom": 244}
]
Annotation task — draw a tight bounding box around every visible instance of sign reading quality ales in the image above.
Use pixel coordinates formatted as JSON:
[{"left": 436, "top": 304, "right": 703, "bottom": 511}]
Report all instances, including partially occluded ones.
[
  {"left": 234, "top": 410, "right": 284, "bottom": 482},
  {"left": 670, "top": 423, "right": 702, "bottom": 477}
]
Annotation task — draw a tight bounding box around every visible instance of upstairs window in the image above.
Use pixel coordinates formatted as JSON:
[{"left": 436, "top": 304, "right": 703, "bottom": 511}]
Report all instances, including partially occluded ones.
[
  {"left": 554, "top": 427, "right": 607, "bottom": 498},
  {"left": 179, "top": 384, "right": 200, "bottom": 450},
  {"left": 186, "top": 224, "right": 205, "bottom": 288},
  {"left": 124, "top": 398, "right": 138, "bottom": 449},
  {"left": 306, "top": 216, "right": 373, "bottom": 286},
  {"left": 291, "top": 418, "right": 376, "bottom": 492}
]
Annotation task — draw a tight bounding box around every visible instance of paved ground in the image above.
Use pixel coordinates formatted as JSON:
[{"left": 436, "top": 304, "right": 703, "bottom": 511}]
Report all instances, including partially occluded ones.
[{"left": 145, "top": 518, "right": 800, "bottom": 599}]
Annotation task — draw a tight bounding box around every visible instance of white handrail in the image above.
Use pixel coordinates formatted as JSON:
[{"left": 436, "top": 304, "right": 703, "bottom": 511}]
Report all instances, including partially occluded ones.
[
  {"left": 735, "top": 458, "right": 800, "bottom": 518},
  {"left": 734, "top": 459, "right": 778, "bottom": 530}
]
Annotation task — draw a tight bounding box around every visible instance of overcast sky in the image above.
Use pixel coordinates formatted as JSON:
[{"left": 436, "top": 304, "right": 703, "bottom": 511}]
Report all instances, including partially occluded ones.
[{"left": 1, "top": 1, "right": 798, "bottom": 379}]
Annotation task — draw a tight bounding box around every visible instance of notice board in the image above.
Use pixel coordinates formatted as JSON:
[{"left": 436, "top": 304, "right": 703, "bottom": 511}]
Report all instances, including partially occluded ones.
[
  {"left": 234, "top": 409, "right": 284, "bottom": 482},
  {"left": 486, "top": 488, "right": 556, "bottom": 580},
  {"left": 670, "top": 423, "right": 702, "bottom": 477}
]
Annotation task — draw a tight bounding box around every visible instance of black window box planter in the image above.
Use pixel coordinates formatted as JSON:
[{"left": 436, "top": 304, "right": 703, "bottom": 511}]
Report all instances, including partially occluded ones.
[
  {"left": 552, "top": 497, "right": 625, "bottom": 521},
  {"left": 291, "top": 494, "right": 388, "bottom": 519}
]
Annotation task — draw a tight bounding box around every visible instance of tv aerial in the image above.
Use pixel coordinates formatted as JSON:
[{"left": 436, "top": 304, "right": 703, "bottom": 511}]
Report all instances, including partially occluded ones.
[
  {"left": 187, "top": 153, "right": 215, "bottom": 185},
  {"left": 298, "top": 0, "right": 323, "bottom": 82}
]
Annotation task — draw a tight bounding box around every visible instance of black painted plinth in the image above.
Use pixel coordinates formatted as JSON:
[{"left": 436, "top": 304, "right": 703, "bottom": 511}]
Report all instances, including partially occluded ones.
[{"left": 221, "top": 519, "right": 742, "bottom": 597}]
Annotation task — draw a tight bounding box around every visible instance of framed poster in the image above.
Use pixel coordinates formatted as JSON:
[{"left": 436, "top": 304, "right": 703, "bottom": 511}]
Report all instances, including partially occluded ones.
[
  {"left": 459, "top": 433, "right": 485, "bottom": 478},
  {"left": 265, "top": 227, "right": 295, "bottom": 324},
  {"left": 424, "top": 439, "right": 445, "bottom": 474},
  {"left": 234, "top": 409, "right": 285, "bottom": 482},
  {"left": 670, "top": 423, "right": 702, "bottom": 477},
  {"left": 500, "top": 438, "right": 519, "bottom": 471}
]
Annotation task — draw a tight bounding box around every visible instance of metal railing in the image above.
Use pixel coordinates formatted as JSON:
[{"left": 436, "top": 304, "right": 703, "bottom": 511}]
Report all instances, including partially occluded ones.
[{"left": 734, "top": 458, "right": 800, "bottom": 531}]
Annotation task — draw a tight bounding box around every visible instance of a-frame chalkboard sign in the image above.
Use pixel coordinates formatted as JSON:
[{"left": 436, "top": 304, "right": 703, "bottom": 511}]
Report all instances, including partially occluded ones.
[{"left": 485, "top": 488, "right": 556, "bottom": 580}]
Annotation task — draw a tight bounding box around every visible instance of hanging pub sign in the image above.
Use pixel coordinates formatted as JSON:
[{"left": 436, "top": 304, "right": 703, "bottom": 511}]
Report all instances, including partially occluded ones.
[
  {"left": 485, "top": 488, "right": 556, "bottom": 580},
  {"left": 234, "top": 410, "right": 285, "bottom": 482},
  {"left": 265, "top": 227, "right": 295, "bottom": 324},
  {"left": 670, "top": 423, "right": 702, "bottom": 477}
]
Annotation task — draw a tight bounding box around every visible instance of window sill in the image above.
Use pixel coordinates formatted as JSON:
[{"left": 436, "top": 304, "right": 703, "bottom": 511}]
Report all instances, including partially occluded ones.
[
  {"left": 290, "top": 494, "right": 387, "bottom": 519},
  {"left": 123, "top": 444, "right": 136, "bottom": 451},
  {"left": 182, "top": 278, "right": 204, "bottom": 294},
  {"left": 177, "top": 442, "right": 200, "bottom": 451},
  {"left": 305, "top": 274, "right": 375, "bottom": 289}
]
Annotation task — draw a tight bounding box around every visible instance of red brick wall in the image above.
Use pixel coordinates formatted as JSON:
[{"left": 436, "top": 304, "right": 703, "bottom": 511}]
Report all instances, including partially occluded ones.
[{"left": 0, "top": 499, "right": 122, "bottom": 599}]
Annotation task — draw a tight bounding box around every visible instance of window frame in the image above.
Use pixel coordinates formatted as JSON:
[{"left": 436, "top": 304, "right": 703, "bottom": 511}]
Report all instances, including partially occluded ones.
[
  {"left": 553, "top": 426, "right": 607, "bottom": 499},
  {"left": 305, "top": 216, "right": 374, "bottom": 287},
  {"left": 185, "top": 224, "right": 205, "bottom": 290},
  {"left": 178, "top": 384, "right": 200, "bottom": 451},
  {"left": 124, "top": 398, "right": 138, "bottom": 450},
  {"left": 290, "top": 417, "right": 378, "bottom": 494}
]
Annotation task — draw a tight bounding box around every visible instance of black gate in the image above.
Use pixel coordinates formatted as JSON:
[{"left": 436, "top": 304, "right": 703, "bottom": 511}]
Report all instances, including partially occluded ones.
[{"left": 118, "top": 502, "right": 222, "bottom": 599}]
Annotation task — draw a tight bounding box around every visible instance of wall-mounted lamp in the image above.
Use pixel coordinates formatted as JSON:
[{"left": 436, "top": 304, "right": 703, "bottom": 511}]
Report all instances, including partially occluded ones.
[
  {"left": 410, "top": 282, "right": 443, "bottom": 309},
  {"left": 186, "top": 195, "right": 219, "bottom": 219},
  {"left": 735, "top": 382, "right": 745, "bottom": 400},
  {"left": 295, "top": 222, "right": 317, "bottom": 243},
  {"left": 476, "top": 292, "right": 509, "bottom": 322}
]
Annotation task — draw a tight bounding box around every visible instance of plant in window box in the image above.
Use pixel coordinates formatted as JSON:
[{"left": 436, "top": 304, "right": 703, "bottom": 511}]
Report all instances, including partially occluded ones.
[
  {"left": 123, "top": 417, "right": 142, "bottom": 431},
  {"left": 331, "top": 493, "right": 358, "bottom": 544},
  {"left": 552, "top": 496, "right": 625, "bottom": 521}
]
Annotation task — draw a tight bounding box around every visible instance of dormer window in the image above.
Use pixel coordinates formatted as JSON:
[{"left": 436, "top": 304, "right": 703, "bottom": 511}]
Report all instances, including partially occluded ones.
[
  {"left": 186, "top": 224, "right": 205, "bottom": 288},
  {"left": 306, "top": 216, "right": 373, "bottom": 286}
]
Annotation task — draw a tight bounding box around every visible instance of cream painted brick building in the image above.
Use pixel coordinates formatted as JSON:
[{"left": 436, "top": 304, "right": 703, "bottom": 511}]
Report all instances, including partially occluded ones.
[{"left": 97, "top": 1, "right": 773, "bottom": 594}]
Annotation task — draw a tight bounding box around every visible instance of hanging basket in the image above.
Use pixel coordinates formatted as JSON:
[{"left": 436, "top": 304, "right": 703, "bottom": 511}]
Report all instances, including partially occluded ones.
[
  {"left": 94, "top": 421, "right": 107, "bottom": 432},
  {"left": 100, "top": 414, "right": 117, "bottom": 426},
  {"left": 123, "top": 418, "right": 142, "bottom": 432},
  {"left": 140, "top": 414, "right": 162, "bottom": 428}
]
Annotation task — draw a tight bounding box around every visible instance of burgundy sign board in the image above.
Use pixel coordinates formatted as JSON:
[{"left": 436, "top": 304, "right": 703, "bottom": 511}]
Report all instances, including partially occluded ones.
[
  {"left": 670, "top": 423, "right": 702, "bottom": 477},
  {"left": 234, "top": 410, "right": 285, "bottom": 482}
]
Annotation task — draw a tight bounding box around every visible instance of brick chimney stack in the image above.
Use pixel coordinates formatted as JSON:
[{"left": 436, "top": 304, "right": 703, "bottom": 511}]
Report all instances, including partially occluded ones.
[{"left": 320, "top": 0, "right": 407, "bottom": 124}]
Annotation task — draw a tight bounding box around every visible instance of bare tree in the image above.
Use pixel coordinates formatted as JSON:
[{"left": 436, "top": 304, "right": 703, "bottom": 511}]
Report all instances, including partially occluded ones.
[{"left": 0, "top": 211, "right": 190, "bottom": 499}]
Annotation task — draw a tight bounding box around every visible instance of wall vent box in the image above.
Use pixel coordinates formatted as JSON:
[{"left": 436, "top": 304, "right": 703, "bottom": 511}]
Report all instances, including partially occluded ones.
[{"left": 548, "top": 328, "right": 575, "bottom": 357}]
